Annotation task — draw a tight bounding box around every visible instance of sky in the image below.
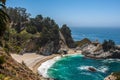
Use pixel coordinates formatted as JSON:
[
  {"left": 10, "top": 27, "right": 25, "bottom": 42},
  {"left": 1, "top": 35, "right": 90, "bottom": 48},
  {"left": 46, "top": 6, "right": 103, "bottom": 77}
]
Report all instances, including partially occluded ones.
[{"left": 6, "top": 0, "right": 120, "bottom": 27}]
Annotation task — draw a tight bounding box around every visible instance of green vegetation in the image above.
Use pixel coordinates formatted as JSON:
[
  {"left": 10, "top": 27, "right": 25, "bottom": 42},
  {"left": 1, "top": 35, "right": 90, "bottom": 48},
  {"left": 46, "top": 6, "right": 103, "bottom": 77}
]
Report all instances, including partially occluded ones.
[
  {"left": 0, "top": 0, "right": 10, "bottom": 38},
  {"left": 60, "top": 24, "right": 75, "bottom": 48},
  {"left": 0, "top": 0, "right": 10, "bottom": 54},
  {"left": 75, "top": 38, "right": 91, "bottom": 47},
  {"left": 26, "top": 25, "right": 37, "bottom": 34},
  {"left": 0, "top": 74, "right": 5, "bottom": 80},
  {"left": 0, "top": 2, "right": 75, "bottom": 54},
  {"left": 0, "top": 74, "right": 11, "bottom": 80},
  {"left": 29, "top": 15, "right": 43, "bottom": 32},
  {"left": 0, "top": 55, "right": 5, "bottom": 65},
  {"left": 102, "top": 40, "right": 115, "bottom": 52},
  {"left": 7, "top": 7, "right": 30, "bottom": 33},
  {"left": 3, "top": 7, "right": 69, "bottom": 54}
]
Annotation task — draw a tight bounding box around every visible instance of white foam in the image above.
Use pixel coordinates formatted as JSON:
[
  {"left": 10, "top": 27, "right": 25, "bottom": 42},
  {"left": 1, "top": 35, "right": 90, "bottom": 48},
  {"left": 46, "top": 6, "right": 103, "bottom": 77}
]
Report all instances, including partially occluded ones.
[
  {"left": 103, "top": 59, "right": 120, "bottom": 63},
  {"left": 97, "top": 66, "right": 108, "bottom": 73},
  {"left": 78, "top": 66, "right": 96, "bottom": 71},
  {"left": 78, "top": 65, "right": 108, "bottom": 73},
  {"left": 37, "top": 56, "right": 61, "bottom": 78}
]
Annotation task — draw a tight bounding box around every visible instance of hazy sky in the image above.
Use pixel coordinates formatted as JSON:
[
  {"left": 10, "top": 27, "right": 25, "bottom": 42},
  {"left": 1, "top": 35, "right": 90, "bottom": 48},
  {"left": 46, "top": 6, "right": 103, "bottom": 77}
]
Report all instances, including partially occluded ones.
[{"left": 6, "top": 0, "right": 120, "bottom": 27}]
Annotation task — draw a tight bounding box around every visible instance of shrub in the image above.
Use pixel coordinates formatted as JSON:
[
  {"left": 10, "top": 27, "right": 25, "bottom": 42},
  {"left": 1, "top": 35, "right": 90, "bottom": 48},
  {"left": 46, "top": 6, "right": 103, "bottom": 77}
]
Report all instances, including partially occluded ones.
[
  {"left": 0, "top": 55, "right": 5, "bottom": 65},
  {"left": 75, "top": 38, "right": 91, "bottom": 47},
  {"left": 26, "top": 26, "right": 37, "bottom": 34},
  {"left": 14, "top": 46, "right": 21, "bottom": 54},
  {"left": 60, "top": 24, "right": 75, "bottom": 48},
  {"left": 0, "top": 74, "right": 5, "bottom": 80},
  {"left": 102, "top": 40, "right": 115, "bottom": 52},
  {"left": 4, "top": 43, "right": 9, "bottom": 53}
]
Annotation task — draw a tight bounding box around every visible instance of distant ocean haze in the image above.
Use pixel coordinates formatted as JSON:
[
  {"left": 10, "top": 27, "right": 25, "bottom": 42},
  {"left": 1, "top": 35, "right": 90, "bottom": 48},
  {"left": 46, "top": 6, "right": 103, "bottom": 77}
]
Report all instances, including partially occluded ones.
[{"left": 70, "top": 27, "right": 120, "bottom": 44}]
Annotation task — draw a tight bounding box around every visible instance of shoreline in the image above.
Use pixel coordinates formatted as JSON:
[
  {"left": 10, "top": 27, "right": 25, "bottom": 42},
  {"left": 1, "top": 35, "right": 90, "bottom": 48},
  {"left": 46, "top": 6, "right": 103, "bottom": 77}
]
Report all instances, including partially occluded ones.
[
  {"left": 11, "top": 53, "right": 59, "bottom": 73},
  {"left": 37, "top": 52, "right": 82, "bottom": 78},
  {"left": 10, "top": 49, "right": 120, "bottom": 80},
  {"left": 10, "top": 49, "right": 82, "bottom": 73}
]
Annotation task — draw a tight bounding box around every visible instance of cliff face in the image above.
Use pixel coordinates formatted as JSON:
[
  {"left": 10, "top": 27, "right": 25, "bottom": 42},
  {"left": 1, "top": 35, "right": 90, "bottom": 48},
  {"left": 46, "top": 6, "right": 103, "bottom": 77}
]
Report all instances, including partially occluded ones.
[
  {"left": 0, "top": 48, "right": 42, "bottom": 80},
  {"left": 60, "top": 24, "right": 75, "bottom": 48},
  {"left": 39, "top": 31, "right": 68, "bottom": 55},
  {"left": 22, "top": 30, "right": 68, "bottom": 56},
  {"left": 37, "top": 41, "right": 60, "bottom": 55},
  {"left": 80, "top": 40, "right": 120, "bottom": 59}
]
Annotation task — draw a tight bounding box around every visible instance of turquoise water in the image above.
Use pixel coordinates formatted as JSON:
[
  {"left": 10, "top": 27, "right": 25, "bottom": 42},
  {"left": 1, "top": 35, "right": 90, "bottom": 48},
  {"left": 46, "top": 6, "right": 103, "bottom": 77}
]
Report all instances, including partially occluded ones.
[{"left": 48, "top": 54, "right": 120, "bottom": 80}]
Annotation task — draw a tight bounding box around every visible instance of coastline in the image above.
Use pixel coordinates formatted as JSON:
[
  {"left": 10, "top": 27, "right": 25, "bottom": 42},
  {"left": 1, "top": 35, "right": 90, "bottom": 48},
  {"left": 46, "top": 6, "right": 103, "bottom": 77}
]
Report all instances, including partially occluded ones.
[
  {"left": 37, "top": 49, "right": 82, "bottom": 78},
  {"left": 11, "top": 53, "right": 59, "bottom": 73},
  {"left": 10, "top": 47, "right": 120, "bottom": 80},
  {"left": 10, "top": 49, "right": 82, "bottom": 73}
]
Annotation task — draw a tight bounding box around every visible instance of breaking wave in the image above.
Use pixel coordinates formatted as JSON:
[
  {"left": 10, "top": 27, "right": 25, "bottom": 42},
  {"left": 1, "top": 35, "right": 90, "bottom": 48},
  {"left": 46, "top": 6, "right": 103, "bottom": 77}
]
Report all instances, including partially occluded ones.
[
  {"left": 102, "top": 59, "right": 120, "bottom": 63},
  {"left": 37, "top": 54, "right": 120, "bottom": 80},
  {"left": 78, "top": 65, "right": 108, "bottom": 73},
  {"left": 37, "top": 56, "right": 61, "bottom": 78}
]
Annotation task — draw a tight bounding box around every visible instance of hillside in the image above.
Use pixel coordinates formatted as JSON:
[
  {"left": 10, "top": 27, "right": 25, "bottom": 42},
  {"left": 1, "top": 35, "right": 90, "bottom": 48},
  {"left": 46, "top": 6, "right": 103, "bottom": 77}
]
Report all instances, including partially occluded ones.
[
  {"left": 0, "top": 48, "right": 43, "bottom": 80},
  {"left": 0, "top": 7, "right": 75, "bottom": 56},
  {"left": 0, "top": 5, "right": 74, "bottom": 80}
]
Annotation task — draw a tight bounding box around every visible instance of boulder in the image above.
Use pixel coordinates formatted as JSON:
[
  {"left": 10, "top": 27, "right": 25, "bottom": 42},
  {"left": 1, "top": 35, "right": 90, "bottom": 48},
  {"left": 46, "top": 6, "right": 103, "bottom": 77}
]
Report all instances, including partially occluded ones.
[{"left": 88, "top": 67, "right": 97, "bottom": 72}]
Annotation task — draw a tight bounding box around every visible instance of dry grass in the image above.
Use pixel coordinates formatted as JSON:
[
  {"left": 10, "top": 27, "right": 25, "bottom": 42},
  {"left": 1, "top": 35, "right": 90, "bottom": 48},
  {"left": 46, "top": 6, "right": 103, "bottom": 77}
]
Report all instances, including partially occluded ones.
[{"left": 0, "top": 48, "right": 42, "bottom": 80}]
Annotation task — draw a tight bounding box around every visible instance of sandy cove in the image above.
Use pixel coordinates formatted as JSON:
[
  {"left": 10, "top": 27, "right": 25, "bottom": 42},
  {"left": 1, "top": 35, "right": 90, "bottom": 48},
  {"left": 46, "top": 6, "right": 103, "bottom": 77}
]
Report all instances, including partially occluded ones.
[
  {"left": 11, "top": 49, "right": 82, "bottom": 73},
  {"left": 11, "top": 53, "right": 59, "bottom": 73}
]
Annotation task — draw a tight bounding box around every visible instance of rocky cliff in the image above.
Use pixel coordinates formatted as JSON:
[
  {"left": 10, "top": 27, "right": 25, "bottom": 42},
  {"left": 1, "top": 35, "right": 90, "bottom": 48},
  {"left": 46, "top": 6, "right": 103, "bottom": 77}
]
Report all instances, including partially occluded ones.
[
  {"left": 38, "top": 31, "right": 68, "bottom": 55},
  {"left": 60, "top": 24, "right": 75, "bottom": 48},
  {"left": 80, "top": 41, "right": 120, "bottom": 59}
]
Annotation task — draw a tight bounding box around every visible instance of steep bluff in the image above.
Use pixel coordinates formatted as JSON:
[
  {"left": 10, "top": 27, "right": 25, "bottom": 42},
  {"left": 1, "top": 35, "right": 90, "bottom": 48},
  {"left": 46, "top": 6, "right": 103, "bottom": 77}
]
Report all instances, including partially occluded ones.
[
  {"left": 60, "top": 24, "right": 75, "bottom": 48},
  {"left": 38, "top": 31, "right": 68, "bottom": 55},
  {"left": 0, "top": 48, "right": 42, "bottom": 80}
]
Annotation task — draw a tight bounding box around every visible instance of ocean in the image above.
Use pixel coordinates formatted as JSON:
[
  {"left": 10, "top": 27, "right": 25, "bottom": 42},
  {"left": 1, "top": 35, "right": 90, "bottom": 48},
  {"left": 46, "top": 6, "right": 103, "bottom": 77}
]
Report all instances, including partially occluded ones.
[
  {"left": 70, "top": 27, "right": 120, "bottom": 44},
  {"left": 47, "top": 55, "right": 120, "bottom": 80},
  {"left": 38, "top": 27, "right": 120, "bottom": 80}
]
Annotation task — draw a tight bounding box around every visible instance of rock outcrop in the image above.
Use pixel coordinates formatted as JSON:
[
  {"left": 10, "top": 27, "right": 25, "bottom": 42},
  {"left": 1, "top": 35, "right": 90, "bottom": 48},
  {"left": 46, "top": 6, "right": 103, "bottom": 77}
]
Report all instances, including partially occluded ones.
[
  {"left": 104, "top": 73, "right": 117, "bottom": 80},
  {"left": 35, "top": 31, "right": 68, "bottom": 56},
  {"left": 60, "top": 24, "right": 75, "bottom": 48},
  {"left": 38, "top": 41, "right": 60, "bottom": 56},
  {"left": 75, "top": 38, "right": 91, "bottom": 47},
  {"left": 23, "top": 37, "right": 39, "bottom": 53},
  {"left": 88, "top": 67, "right": 97, "bottom": 72},
  {"left": 81, "top": 43, "right": 120, "bottom": 59}
]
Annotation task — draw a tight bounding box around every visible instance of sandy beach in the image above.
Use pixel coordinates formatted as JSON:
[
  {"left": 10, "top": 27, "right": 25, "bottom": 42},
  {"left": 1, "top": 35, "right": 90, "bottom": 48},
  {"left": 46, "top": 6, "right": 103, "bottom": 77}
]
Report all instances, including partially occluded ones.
[
  {"left": 11, "top": 53, "right": 59, "bottom": 73},
  {"left": 11, "top": 49, "right": 82, "bottom": 73}
]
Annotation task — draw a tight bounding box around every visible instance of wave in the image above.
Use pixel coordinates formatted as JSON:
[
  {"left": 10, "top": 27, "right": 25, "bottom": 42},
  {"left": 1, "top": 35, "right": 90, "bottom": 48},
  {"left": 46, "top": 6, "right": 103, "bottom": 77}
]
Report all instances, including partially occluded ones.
[
  {"left": 78, "top": 66, "right": 95, "bottom": 71},
  {"left": 97, "top": 66, "right": 108, "bottom": 73},
  {"left": 102, "top": 59, "right": 120, "bottom": 63},
  {"left": 78, "top": 65, "right": 108, "bottom": 73},
  {"left": 65, "top": 54, "right": 83, "bottom": 57},
  {"left": 37, "top": 54, "right": 83, "bottom": 78},
  {"left": 37, "top": 56, "right": 61, "bottom": 78}
]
